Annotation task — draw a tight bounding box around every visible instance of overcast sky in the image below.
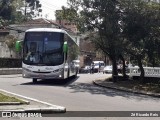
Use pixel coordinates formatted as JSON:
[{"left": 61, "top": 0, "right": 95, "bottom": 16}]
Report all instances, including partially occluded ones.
[{"left": 39, "top": 0, "right": 68, "bottom": 20}]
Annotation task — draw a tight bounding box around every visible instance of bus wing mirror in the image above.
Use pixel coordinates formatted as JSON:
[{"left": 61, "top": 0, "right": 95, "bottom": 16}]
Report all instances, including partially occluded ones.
[
  {"left": 63, "top": 41, "right": 68, "bottom": 53},
  {"left": 15, "top": 40, "right": 22, "bottom": 52}
]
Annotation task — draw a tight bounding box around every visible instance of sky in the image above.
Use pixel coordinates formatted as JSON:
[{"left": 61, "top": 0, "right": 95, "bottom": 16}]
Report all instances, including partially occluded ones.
[{"left": 39, "top": 0, "right": 68, "bottom": 20}]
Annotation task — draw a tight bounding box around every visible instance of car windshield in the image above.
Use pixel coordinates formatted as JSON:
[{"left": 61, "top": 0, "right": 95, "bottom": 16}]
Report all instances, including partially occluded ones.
[
  {"left": 105, "top": 66, "right": 112, "bottom": 69},
  {"left": 23, "top": 32, "right": 64, "bottom": 66},
  {"left": 94, "top": 63, "right": 104, "bottom": 66}
]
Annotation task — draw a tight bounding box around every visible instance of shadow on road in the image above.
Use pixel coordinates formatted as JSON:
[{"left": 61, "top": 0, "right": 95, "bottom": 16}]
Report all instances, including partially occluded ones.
[
  {"left": 20, "top": 76, "right": 79, "bottom": 87},
  {"left": 67, "top": 82, "right": 160, "bottom": 101}
]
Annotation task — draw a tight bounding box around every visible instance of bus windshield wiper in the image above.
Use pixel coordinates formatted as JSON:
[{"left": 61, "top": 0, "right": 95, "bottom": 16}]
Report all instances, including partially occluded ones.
[{"left": 44, "top": 48, "right": 61, "bottom": 54}]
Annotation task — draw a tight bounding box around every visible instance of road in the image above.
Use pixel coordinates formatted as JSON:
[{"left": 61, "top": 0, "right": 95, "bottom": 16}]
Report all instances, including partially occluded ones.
[{"left": 0, "top": 73, "right": 160, "bottom": 120}]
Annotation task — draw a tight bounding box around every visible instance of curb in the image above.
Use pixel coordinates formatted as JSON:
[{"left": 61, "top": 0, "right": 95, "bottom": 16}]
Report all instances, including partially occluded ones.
[
  {"left": 2, "top": 107, "right": 66, "bottom": 113},
  {"left": 93, "top": 80, "right": 160, "bottom": 98},
  {"left": 0, "top": 89, "right": 66, "bottom": 113},
  {"left": 0, "top": 102, "right": 22, "bottom": 105}
]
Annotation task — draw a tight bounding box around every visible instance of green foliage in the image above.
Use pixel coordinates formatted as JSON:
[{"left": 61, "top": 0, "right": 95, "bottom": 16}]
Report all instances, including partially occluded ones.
[
  {"left": 67, "top": 0, "right": 160, "bottom": 81},
  {"left": 0, "top": 0, "right": 16, "bottom": 23},
  {"left": 68, "top": 0, "right": 121, "bottom": 53},
  {"left": 67, "top": 0, "right": 122, "bottom": 78},
  {"left": 0, "top": 0, "right": 42, "bottom": 26},
  {"left": 5, "top": 35, "right": 17, "bottom": 49},
  {"left": 121, "top": 0, "right": 160, "bottom": 66},
  {"left": 55, "top": 6, "right": 86, "bottom": 32},
  {"left": 25, "top": 0, "right": 42, "bottom": 18},
  {"left": 0, "top": 58, "right": 22, "bottom": 68},
  {"left": 0, "top": 17, "right": 9, "bottom": 28}
]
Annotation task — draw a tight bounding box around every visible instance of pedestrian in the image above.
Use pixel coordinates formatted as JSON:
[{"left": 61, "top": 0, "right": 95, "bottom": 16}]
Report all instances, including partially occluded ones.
[
  {"left": 90, "top": 62, "right": 94, "bottom": 74},
  {"left": 98, "top": 62, "right": 101, "bottom": 73}
]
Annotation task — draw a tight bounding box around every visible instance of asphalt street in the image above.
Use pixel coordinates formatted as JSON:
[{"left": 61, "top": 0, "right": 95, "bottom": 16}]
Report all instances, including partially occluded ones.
[{"left": 0, "top": 73, "right": 160, "bottom": 120}]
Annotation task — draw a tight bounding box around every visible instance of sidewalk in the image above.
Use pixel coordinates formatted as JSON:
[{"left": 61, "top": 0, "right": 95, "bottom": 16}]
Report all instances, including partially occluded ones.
[
  {"left": 0, "top": 89, "right": 66, "bottom": 114},
  {"left": 0, "top": 68, "right": 22, "bottom": 75},
  {"left": 93, "top": 77, "right": 160, "bottom": 98}
]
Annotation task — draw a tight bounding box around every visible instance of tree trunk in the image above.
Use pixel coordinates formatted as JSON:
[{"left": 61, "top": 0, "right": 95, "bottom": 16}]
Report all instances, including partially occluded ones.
[
  {"left": 111, "top": 55, "right": 118, "bottom": 82},
  {"left": 137, "top": 56, "right": 145, "bottom": 83},
  {"left": 119, "top": 55, "right": 127, "bottom": 78}
]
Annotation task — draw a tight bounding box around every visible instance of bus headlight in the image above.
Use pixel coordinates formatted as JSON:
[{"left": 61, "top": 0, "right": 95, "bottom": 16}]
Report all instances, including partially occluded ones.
[{"left": 53, "top": 68, "right": 63, "bottom": 73}]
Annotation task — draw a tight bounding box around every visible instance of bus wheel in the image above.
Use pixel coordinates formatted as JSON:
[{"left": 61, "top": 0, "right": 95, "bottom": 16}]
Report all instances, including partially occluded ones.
[
  {"left": 33, "top": 78, "right": 37, "bottom": 83},
  {"left": 75, "top": 70, "right": 78, "bottom": 77},
  {"left": 73, "top": 70, "right": 78, "bottom": 78},
  {"left": 67, "top": 69, "right": 70, "bottom": 78}
]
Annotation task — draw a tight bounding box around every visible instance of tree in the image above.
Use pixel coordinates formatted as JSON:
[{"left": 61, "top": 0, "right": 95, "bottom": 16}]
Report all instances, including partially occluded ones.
[
  {"left": 4, "top": 34, "right": 17, "bottom": 57},
  {"left": 66, "top": 0, "right": 160, "bottom": 82},
  {"left": 144, "top": 2, "right": 160, "bottom": 67},
  {"left": 55, "top": 6, "right": 86, "bottom": 32},
  {"left": 5, "top": 35, "right": 17, "bottom": 49},
  {"left": 0, "top": 0, "right": 42, "bottom": 25},
  {"left": 0, "top": 0, "right": 16, "bottom": 24},
  {"left": 121, "top": 0, "right": 160, "bottom": 83},
  {"left": 67, "top": 0, "right": 122, "bottom": 82},
  {"left": 24, "top": 0, "right": 42, "bottom": 19}
]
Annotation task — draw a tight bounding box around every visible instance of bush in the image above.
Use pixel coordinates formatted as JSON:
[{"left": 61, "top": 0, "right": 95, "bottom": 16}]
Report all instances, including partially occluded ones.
[{"left": 0, "top": 58, "right": 22, "bottom": 68}]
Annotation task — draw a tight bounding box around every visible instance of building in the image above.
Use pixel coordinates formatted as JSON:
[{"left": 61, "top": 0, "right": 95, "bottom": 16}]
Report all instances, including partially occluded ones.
[
  {"left": 9, "top": 18, "right": 59, "bottom": 41},
  {"left": 0, "top": 18, "right": 80, "bottom": 59}
]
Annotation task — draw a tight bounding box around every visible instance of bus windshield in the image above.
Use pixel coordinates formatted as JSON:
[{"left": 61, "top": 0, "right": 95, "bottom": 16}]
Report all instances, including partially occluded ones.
[{"left": 23, "top": 32, "right": 64, "bottom": 66}]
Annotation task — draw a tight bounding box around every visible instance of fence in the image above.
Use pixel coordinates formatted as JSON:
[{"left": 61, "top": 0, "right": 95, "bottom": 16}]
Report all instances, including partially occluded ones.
[{"left": 129, "top": 67, "right": 160, "bottom": 78}]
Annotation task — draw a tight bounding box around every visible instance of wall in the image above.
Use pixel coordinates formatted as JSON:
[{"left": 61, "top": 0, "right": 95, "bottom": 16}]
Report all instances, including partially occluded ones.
[{"left": 0, "top": 35, "right": 18, "bottom": 58}]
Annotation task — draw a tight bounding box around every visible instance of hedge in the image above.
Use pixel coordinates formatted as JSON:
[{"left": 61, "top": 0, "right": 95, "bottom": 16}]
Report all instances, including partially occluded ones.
[{"left": 0, "top": 58, "right": 22, "bottom": 68}]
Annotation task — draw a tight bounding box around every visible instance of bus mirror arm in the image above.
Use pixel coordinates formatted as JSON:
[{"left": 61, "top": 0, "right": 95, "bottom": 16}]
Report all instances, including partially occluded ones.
[
  {"left": 63, "top": 41, "right": 68, "bottom": 53},
  {"left": 15, "top": 40, "right": 22, "bottom": 52}
]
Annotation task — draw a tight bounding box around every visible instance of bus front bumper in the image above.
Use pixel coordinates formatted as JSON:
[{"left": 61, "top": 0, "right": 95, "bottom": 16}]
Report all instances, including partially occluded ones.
[{"left": 22, "top": 69, "right": 64, "bottom": 79}]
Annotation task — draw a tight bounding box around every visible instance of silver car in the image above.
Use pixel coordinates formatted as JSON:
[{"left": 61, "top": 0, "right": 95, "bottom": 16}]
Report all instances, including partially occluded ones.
[{"left": 103, "top": 66, "right": 112, "bottom": 74}]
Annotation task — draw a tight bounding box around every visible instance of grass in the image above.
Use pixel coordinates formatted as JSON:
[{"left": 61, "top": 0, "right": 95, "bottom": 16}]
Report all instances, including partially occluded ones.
[{"left": 0, "top": 92, "right": 26, "bottom": 103}]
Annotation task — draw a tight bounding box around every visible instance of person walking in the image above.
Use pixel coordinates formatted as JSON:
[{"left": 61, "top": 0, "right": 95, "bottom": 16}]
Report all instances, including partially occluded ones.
[
  {"left": 90, "top": 62, "right": 94, "bottom": 74},
  {"left": 98, "top": 62, "right": 101, "bottom": 73}
]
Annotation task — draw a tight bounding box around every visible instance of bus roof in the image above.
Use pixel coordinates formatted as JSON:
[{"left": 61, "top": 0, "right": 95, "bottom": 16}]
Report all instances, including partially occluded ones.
[
  {"left": 25, "top": 28, "right": 78, "bottom": 46},
  {"left": 26, "top": 28, "right": 67, "bottom": 34}
]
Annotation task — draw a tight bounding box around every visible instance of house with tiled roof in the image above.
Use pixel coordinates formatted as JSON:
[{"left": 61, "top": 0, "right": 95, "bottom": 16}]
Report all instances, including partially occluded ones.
[
  {"left": 9, "top": 18, "right": 80, "bottom": 45},
  {"left": 9, "top": 18, "right": 60, "bottom": 41},
  {"left": 0, "top": 18, "right": 80, "bottom": 58}
]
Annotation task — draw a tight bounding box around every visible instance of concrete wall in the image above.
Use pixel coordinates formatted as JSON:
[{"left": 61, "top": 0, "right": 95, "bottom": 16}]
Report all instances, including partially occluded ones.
[{"left": 0, "top": 36, "right": 17, "bottom": 58}]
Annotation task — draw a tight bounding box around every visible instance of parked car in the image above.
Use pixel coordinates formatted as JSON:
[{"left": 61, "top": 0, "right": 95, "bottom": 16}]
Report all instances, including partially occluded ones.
[
  {"left": 93, "top": 61, "right": 105, "bottom": 73},
  {"left": 103, "top": 66, "right": 112, "bottom": 74},
  {"left": 79, "top": 66, "right": 90, "bottom": 73}
]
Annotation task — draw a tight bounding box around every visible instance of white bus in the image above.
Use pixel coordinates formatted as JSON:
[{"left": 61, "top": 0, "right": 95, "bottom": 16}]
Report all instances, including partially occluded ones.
[{"left": 16, "top": 28, "right": 79, "bottom": 83}]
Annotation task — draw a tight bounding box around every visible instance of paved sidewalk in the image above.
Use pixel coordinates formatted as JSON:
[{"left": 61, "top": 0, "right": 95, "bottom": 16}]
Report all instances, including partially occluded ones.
[
  {"left": 0, "top": 89, "right": 66, "bottom": 114},
  {"left": 0, "top": 68, "right": 22, "bottom": 75},
  {"left": 93, "top": 78, "right": 160, "bottom": 98}
]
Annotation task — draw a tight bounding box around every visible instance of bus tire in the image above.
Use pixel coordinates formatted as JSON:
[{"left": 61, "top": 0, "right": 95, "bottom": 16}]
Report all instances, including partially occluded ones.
[
  {"left": 75, "top": 70, "right": 78, "bottom": 77},
  {"left": 33, "top": 78, "right": 37, "bottom": 83},
  {"left": 67, "top": 69, "right": 70, "bottom": 78}
]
